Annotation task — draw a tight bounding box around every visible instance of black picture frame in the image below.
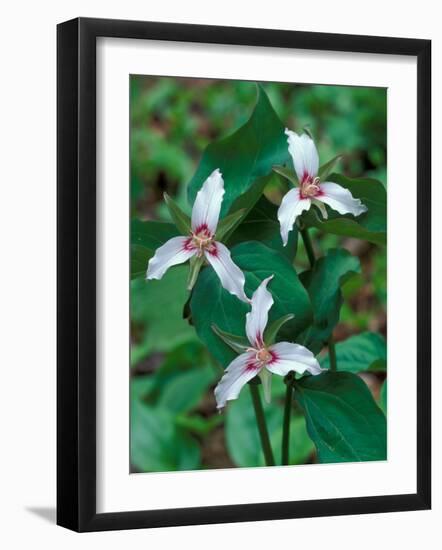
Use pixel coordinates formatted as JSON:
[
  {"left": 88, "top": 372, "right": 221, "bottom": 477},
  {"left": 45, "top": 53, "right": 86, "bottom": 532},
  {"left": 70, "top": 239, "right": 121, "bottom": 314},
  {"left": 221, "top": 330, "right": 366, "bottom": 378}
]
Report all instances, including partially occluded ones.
[{"left": 57, "top": 17, "right": 431, "bottom": 532}]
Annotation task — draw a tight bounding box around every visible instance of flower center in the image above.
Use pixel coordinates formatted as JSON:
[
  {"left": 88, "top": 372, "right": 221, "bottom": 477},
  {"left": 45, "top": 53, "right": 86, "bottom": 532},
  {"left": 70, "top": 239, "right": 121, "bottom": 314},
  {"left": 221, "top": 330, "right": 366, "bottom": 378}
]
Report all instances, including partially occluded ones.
[
  {"left": 255, "top": 347, "right": 272, "bottom": 366},
  {"left": 191, "top": 227, "right": 215, "bottom": 256},
  {"left": 300, "top": 176, "right": 321, "bottom": 199}
]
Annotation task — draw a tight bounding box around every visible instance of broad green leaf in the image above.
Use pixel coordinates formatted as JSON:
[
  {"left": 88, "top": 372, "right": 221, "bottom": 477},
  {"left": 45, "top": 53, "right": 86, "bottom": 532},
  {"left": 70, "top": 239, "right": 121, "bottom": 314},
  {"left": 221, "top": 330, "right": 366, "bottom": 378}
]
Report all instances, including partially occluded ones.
[
  {"left": 131, "top": 219, "right": 179, "bottom": 279},
  {"left": 131, "top": 267, "right": 196, "bottom": 361},
  {"left": 229, "top": 172, "right": 277, "bottom": 214},
  {"left": 318, "top": 155, "right": 342, "bottom": 179},
  {"left": 301, "top": 173, "right": 387, "bottom": 245},
  {"left": 164, "top": 192, "right": 191, "bottom": 235},
  {"left": 131, "top": 400, "right": 200, "bottom": 472},
  {"left": 191, "top": 242, "right": 313, "bottom": 367},
  {"left": 295, "top": 371, "right": 387, "bottom": 463},
  {"left": 264, "top": 314, "right": 295, "bottom": 346},
  {"left": 226, "top": 386, "right": 314, "bottom": 467},
  {"left": 379, "top": 380, "right": 387, "bottom": 415},
  {"left": 299, "top": 248, "right": 360, "bottom": 353},
  {"left": 188, "top": 85, "right": 290, "bottom": 216},
  {"left": 226, "top": 196, "right": 298, "bottom": 260},
  {"left": 320, "top": 332, "right": 387, "bottom": 373},
  {"left": 158, "top": 364, "right": 216, "bottom": 414},
  {"left": 212, "top": 324, "right": 250, "bottom": 354}
]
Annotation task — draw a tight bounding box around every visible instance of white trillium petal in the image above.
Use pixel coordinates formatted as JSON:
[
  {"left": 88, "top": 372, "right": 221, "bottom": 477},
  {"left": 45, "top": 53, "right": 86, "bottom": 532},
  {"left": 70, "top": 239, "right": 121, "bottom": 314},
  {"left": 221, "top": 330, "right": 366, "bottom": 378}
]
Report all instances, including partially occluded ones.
[
  {"left": 246, "top": 275, "right": 274, "bottom": 347},
  {"left": 214, "top": 351, "right": 259, "bottom": 409},
  {"left": 191, "top": 168, "right": 225, "bottom": 235},
  {"left": 146, "top": 236, "right": 196, "bottom": 280},
  {"left": 266, "top": 342, "right": 323, "bottom": 377},
  {"left": 285, "top": 129, "right": 319, "bottom": 182},
  {"left": 318, "top": 182, "right": 368, "bottom": 217},
  {"left": 277, "top": 188, "right": 311, "bottom": 246},
  {"left": 205, "top": 241, "right": 249, "bottom": 303}
]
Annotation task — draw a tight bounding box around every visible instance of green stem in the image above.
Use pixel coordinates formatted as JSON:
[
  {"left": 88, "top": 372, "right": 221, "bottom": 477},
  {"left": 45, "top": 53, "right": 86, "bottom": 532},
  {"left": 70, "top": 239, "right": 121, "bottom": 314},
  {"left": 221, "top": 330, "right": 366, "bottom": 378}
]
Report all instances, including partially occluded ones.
[
  {"left": 282, "top": 378, "right": 294, "bottom": 465},
  {"left": 249, "top": 382, "right": 275, "bottom": 466},
  {"left": 328, "top": 337, "right": 337, "bottom": 372},
  {"left": 300, "top": 227, "right": 316, "bottom": 268}
]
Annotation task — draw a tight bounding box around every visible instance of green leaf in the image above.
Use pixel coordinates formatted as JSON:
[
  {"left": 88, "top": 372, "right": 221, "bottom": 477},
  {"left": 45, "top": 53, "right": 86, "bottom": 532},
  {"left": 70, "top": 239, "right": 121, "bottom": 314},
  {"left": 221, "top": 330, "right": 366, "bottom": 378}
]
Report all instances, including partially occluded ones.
[
  {"left": 164, "top": 192, "right": 192, "bottom": 235},
  {"left": 318, "top": 155, "right": 342, "bottom": 179},
  {"left": 211, "top": 324, "right": 250, "bottom": 354},
  {"left": 320, "top": 332, "right": 387, "bottom": 373},
  {"left": 188, "top": 85, "right": 290, "bottom": 216},
  {"left": 264, "top": 314, "right": 295, "bottom": 346},
  {"left": 215, "top": 208, "right": 247, "bottom": 241},
  {"left": 130, "top": 374, "right": 156, "bottom": 403},
  {"left": 226, "top": 196, "right": 298, "bottom": 260},
  {"left": 131, "top": 219, "right": 179, "bottom": 279},
  {"left": 229, "top": 172, "right": 275, "bottom": 214},
  {"left": 157, "top": 364, "right": 216, "bottom": 414},
  {"left": 295, "top": 371, "right": 387, "bottom": 463},
  {"left": 131, "top": 400, "right": 200, "bottom": 472},
  {"left": 226, "top": 387, "right": 314, "bottom": 467},
  {"left": 191, "top": 242, "right": 313, "bottom": 367},
  {"left": 302, "top": 173, "right": 386, "bottom": 245},
  {"left": 144, "top": 341, "right": 209, "bottom": 401},
  {"left": 131, "top": 266, "right": 196, "bottom": 361},
  {"left": 299, "top": 248, "right": 360, "bottom": 353},
  {"left": 175, "top": 414, "right": 224, "bottom": 436}
]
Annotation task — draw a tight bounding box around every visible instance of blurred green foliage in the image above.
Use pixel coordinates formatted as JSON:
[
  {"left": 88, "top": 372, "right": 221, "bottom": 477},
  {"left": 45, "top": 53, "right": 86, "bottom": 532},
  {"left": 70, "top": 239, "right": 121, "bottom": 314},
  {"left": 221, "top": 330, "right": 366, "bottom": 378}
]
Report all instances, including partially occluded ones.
[{"left": 130, "top": 76, "right": 387, "bottom": 472}]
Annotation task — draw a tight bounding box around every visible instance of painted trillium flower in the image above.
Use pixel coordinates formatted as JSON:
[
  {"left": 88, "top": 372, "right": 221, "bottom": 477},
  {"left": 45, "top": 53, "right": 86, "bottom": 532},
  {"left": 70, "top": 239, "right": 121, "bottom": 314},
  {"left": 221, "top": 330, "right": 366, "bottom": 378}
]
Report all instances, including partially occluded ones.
[
  {"left": 214, "top": 276, "right": 323, "bottom": 409},
  {"left": 146, "top": 169, "right": 249, "bottom": 303},
  {"left": 278, "top": 129, "right": 368, "bottom": 246}
]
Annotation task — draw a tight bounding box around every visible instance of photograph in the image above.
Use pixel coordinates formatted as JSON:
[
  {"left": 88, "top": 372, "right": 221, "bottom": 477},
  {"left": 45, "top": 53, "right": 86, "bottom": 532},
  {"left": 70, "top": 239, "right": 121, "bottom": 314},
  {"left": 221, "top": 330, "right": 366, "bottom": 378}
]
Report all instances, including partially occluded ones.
[{"left": 129, "top": 76, "right": 387, "bottom": 473}]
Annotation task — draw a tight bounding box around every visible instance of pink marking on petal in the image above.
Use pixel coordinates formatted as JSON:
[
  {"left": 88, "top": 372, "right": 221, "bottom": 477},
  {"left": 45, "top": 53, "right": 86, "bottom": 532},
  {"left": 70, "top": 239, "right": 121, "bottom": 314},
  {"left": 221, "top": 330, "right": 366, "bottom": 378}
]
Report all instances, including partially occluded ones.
[
  {"left": 194, "top": 223, "right": 210, "bottom": 235},
  {"left": 183, "top": 237, "right": 196, "bottom": 252},
  {"left": 206, "top": 240, "right": 218, "bottom": 257},
  {"left": 268, "top": 350, "right": 279, "bottom": 364},
  {"left": 301, "top": 171, "right": 310, "bottom": 184},
  {"left": 245, "top": 362, "right": 260, "bottom": 372}
]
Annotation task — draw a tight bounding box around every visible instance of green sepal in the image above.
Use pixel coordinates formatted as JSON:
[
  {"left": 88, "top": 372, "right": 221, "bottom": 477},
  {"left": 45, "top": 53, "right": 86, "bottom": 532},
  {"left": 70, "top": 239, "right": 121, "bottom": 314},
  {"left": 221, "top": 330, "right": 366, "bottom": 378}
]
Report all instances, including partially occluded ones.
[
  {"left": 318, "top": 155, "right": 342, "bottom": 180},
  {"left": 187, "top": 255, "right": 205, "bottom": 291},
  {"left": 272, "top": 165, "right": 298, "bottom": 186},
  {"left": 164, "top": 192, "right": 192, "bottom": 236},
  {"left": 302, "top": 126, "right": 315, "bottom": 140},
  {"left": 264, "top": 314, "right": 295, "bottom": 346},
  {"left": 216, "top": 208, "right": 247, "bottom": 242},
  {"left": 211, "top": 324, "right": 249, "bottom": 354},
  {"left": 258, "top": 368, "right": 272, "bottom": 403}
]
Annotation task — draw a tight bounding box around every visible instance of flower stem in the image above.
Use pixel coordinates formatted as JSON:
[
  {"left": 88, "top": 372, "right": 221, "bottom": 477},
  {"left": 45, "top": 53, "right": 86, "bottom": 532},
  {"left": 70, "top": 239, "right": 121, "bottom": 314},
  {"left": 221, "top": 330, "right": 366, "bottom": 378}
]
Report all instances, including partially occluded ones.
[
  {"left": 328, "top": 337, "right": 337, "bottom": 371},
  {"left": 282, "top": 376, "right": 294, "bottom": 465},
  {"left": 300, "top": 227, "right": 316, "bottom": 268},
  {"left": 249, "top": 382, "right": 275, "bottom": 466}
]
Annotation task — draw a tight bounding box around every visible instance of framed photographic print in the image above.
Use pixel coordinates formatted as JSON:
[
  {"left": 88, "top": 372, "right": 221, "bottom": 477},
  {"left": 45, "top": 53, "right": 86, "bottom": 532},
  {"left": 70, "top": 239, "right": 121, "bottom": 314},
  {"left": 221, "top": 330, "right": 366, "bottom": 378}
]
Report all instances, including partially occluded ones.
[{"left": 57, "top": 17, "right": 431, "bottom": 532}]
